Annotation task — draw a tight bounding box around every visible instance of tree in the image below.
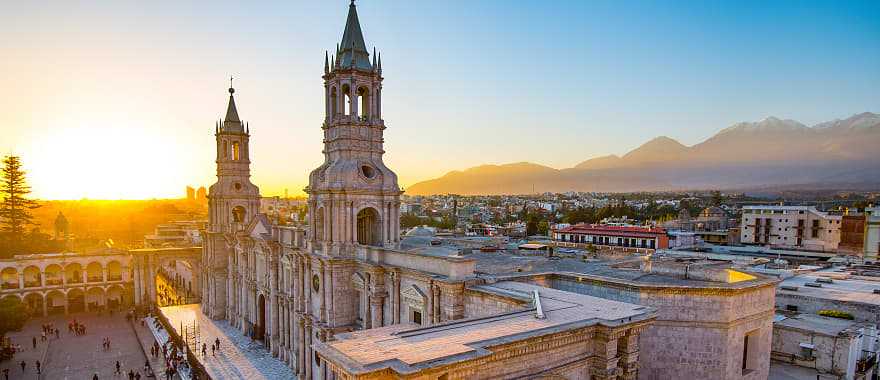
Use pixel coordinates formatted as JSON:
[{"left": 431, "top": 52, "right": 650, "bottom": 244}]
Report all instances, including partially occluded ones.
[
  {"left": 0, "top": 156, "right": 41, "bottom": 255},
  {"left": 0, "top": 296, "right": 28, "bottom": 337}
]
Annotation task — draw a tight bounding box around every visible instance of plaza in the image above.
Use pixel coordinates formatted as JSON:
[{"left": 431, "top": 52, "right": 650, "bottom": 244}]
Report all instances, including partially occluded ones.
[{"left": 1, "top": 313, "right": 148, "bottom": 380}]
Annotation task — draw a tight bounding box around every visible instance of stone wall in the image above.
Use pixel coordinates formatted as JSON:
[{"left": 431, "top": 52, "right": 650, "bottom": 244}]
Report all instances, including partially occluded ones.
[
  {"left": 771, "top": 323, "right": 858, "bottom": 377},
  {"left": 519, "top": 274, "right": 776, "bottom": 380},
  {"left": 462, "top": 288, "right": 525, "bottom": 318}
]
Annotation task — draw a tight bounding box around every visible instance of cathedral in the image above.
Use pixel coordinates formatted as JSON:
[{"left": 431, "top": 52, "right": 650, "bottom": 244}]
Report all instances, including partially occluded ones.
[{"left": 199, "top": 2, "right": 784, "bottom": 380}]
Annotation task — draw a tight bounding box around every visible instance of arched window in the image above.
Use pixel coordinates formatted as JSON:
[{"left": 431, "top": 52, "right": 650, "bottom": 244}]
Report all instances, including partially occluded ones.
[
  {"left": 232, "top": 206, "right": 246, "bottom": 223},
  {"left": 356, "top": 207, "right": 381, "bottom": 246},
  {"left": 330, "top": 87, "right": 338, "bottom": 118},
  {"left": 342, "top": 85, "right": 351, "bottom": 116},
  {"left": 358, "top": 86, "right": 370, "bottom": 120},
  {"left": 232, "top": 142, "right": 240, "bottom": 160},
  {"left": 314, "top": 207, "right": 325, "bottom": 241}
]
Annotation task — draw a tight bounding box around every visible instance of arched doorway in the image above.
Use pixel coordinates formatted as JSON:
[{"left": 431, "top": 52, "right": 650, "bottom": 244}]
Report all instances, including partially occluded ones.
[
  {"left": 357, "top": 207, "right": 381, "bottom": 246},
  {"left": 107, "top": 261, "right": 122, "bottom": 281},
  {"left": 45, "top": 264, "right": 63, "bottom": 286},
  {"left": 86, "top": 287, "right": 105, "bottom": 311},
  {"left": 86, "top": 262, "right": 103, "bottom": 282},
  {"left": 1, "top": 268, "right": 19, "bottom": 289},
  {"left": 24, "top": 293, "right": 44, "bottom": 316},
  {"left": 23, "top": 266, "right": 41, "bottom": 288},
  {"left": 256, "top": 294, "right": 266, "bottom": 341},
  {"left": 67, "top": 288, "right": 85, "bottom": 313},
  {"left": 46, "top": 290, "right": 66, "bottom": 315},
  {"left": 107, "top": 285, "right": 124, "bottom": 309},
  {"left": 65, "top": 263, "right": 83, "bottom": 284}
]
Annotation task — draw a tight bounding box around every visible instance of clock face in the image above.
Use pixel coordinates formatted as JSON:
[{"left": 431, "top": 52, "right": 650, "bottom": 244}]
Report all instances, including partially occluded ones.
[
  {"left": 234, "top": 182, "right": 242, "bottom": 191},
  {"left": 312, "top": 274, "right": 320, "bottom": 293}
]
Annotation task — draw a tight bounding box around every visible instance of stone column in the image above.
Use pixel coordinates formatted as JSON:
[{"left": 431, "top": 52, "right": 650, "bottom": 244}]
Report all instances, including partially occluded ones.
[
  {"left": 40, "top": 270, "right": 45, "bottom": 288},
  {"left": 618, "top": 329, "right": 642, "bottom": 380},
  {"left": 590, "top": 330, "right": 622, "bottom": 380},
  {"left": 297, "top": 317, "right": 306, "bottom": 378},
  {"left": 432, "top": 286, "right": 441, "bottom": 324},
  {"left": 391, "top": 271, "right": 400, "bottom": 324},
  {"left": 41, "top": 297, "right": 48, "bottom": 317},
  {"left": 425, "top": 282, "right": 434, "bottom": 326},
  {"left": 319, "top": 261, "right": 326, "bottom": 323}
]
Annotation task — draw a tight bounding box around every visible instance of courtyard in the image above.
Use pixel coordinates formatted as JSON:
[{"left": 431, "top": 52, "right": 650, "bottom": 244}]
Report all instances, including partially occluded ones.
[{"left": 1, "top": 313, "right": 148, "bottom": 380}]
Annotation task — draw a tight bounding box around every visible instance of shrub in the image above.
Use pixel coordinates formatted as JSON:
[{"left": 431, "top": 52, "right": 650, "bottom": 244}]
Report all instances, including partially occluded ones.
[{"left": 818, "top": 309, "right": 855, "bottom": 320}]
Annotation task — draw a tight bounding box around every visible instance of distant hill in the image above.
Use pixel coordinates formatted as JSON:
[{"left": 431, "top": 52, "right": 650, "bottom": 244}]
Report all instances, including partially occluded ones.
[{"left": 405, "top": 112, "right": 880, "bottom": 195}]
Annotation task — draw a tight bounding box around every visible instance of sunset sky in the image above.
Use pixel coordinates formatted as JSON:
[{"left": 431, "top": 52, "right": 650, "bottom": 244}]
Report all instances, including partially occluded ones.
[{"left": 2, "top": 0, "right": 878, "bottom": 200}]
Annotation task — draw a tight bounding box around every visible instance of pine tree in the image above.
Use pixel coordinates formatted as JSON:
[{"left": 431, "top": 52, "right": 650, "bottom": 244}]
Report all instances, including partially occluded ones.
[{"left": 0, "top": 156, "right": 41, "bottom": 253}]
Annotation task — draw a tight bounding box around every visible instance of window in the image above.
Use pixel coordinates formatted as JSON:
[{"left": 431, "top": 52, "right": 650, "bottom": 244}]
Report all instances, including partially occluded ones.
[
  {"left": 232, "top": 142, "right": 240, "bottom": 160},
  {"left": 742, "top": 329, "right": 758, "bottom": 374}
]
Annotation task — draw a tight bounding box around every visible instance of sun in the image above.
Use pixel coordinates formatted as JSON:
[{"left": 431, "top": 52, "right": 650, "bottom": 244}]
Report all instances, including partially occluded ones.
[{"left": 23, "top": 124, "right": 191, "bottom": 200}]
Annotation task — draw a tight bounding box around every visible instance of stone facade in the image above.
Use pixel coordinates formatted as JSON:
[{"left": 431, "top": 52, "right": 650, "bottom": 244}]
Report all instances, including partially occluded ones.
[
  {"left": 508, "top": 264, "right": 778, "bottom": 380},
  {"left": 0, "top": 250, "right": 134, "bottom": 316}
]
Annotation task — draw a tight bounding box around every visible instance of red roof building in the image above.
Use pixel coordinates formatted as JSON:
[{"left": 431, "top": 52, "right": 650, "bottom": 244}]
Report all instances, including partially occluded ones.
[{"left": 552, "top": 224, "right": 669, "bottom": 250}]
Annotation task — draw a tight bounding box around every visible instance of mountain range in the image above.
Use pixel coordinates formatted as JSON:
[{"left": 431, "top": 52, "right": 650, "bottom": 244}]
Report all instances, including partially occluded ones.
[{"left": 405, "top": 112, "right": 880, "bottom": 195}]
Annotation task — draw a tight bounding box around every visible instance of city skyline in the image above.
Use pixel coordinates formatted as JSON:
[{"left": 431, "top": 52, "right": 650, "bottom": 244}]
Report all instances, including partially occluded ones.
[{"left": 2, "top": 0, "right": 878, "bottom": 199}]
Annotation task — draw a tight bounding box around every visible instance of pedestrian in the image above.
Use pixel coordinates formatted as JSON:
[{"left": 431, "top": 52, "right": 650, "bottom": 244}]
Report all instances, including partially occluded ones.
[
  {"left": 93, "top": 374, "right": 98, "bottom": 380},
  {"left": 115, "top": 360, "right": 121, "bottom": 374},
  {"left": 19, "top": 361, "right": 25, "bottom": 372},
  {"left": 128, "top": 369, "right": 134, "bottom": 380},
  {"left": 32, "top": 336, "right": 36, "bottom": 349},
  {"left": 215, "top": 337, "right": 220, "bottom": 350},
  {"left": 201, "top": 343, "right": 206, "bottom": 356},
  {"left": 2, "top": 368, "right": 9, "bottom": 380},
  {"left": 211, "top": 343, "right": 215, "bottom": 356},
  {"left": 35, "top": 360, "right": 41, "bottom": 374},
  {"left": 55, "top": 328, "right": 59, "bottom": 339},
  {"left": 135, "top": 371, "right": 141, "bottom": 380}
]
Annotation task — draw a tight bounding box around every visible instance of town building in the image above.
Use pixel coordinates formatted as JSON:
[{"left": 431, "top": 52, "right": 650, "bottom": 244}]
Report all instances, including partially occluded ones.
[
  {"left": 0, "top": 250, "right": 133, "bottom": 316},
  {"left": 865, "top": 207, "right": 880, "bottom": 262},
  {"left": 552, "top": 224, "right": 669, "bottom": 252},
  {"left": 144, "top": 220, "right": 205, "bottom": 248},
  {"left": 740, "top": 205, "right": 842, "bottom": 251}
]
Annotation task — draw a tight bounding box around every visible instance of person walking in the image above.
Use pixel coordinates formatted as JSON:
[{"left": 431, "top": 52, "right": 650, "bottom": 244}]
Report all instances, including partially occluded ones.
[
  {"left": 31, "top": 337, "right": 36, "bottom": 349},
  {"left": 115, "top": 360, "right": 121, "bottom": 374},
  {"left": 19, "top": 361, "right": 25, "bottom": 372},
  {"left": 215, "top": 337, "right": 220, "bottom": 350},
  {"left": 3, "top": 368, "right": 9, "bottom": 380},
  {"left": 35, "top": 360, "right": 41, "bottom": 374},
  {"left": 92, "top": 374, "right": 98, "bottom": 380}
]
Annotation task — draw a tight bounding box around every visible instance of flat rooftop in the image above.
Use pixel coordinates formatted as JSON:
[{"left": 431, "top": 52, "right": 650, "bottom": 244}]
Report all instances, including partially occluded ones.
[
  {"left": 778, "top": 270, "right": 880, "bottom": 306},
  {"left": 316, "top": 281, "right": 654, "bottom": 375},
  {"left": 774, "top": 313, "right": 867, "bottom": 336},
  {"left": 468, "top": 251, "right": 777, "bottom": 289}
]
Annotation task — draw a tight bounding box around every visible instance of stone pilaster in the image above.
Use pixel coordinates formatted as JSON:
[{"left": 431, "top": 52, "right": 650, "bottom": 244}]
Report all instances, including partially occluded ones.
[{"left": 590, "top": 329, "right": 622, "bottom": 380}]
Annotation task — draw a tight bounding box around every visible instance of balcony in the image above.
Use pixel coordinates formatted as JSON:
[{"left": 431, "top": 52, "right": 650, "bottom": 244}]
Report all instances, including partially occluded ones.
[
  {"left": 87, "top": 276, "right": 104, "bottom": 283},
  {"left": 45, "top": 278, "right": 62, "bottom": 286},
  {"left": 1, "top": 282, "right": 19, "bottom": 290},
  {"left": 108, "top": 275, "right": 122, "bottom": 282},
  {"left": 24, "top": 281, "right": 41, "bottom": 288}
]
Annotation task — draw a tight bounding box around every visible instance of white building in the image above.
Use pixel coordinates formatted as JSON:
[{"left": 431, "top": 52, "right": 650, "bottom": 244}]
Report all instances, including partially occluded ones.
[
  {"left": 741, "top": 205, "right": 841, "bottom": 251},
  {"left": 865, "top": 207, "right": 880, "bottom": 262}
]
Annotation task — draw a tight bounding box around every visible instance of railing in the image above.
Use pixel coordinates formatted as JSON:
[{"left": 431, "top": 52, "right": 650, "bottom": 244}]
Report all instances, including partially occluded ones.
[
  {"left": 1, "top": 282, "right": 19, "bottom": 290},
  {"left": 67, "top": 278, "right": 83, "bottom": 284},
  {"left": 108, "top": 275, "right": 122, "bottom": 281},
  {"left": 87, "top": 276, "right": 104, "bottom": 282},
  {"left": 45, "top": 279, "right": 63, "bottom": 286},
  {"left": 24, "top": 281, "right": 41, "bottom": 288}
]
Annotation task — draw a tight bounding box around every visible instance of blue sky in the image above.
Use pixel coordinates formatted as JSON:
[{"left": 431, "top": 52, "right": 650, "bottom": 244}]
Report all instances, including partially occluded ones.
[{"left": 1, "top": 0, "right": 878, "bottom": 198}]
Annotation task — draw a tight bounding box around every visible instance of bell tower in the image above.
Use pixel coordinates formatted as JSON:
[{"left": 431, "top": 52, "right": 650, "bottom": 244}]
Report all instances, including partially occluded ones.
[
  {"left": 307, "top": 1, "right": 402, "bottom": 256},
  {"left": 203, "top": 82, "right": 261, "bottom": 319}
]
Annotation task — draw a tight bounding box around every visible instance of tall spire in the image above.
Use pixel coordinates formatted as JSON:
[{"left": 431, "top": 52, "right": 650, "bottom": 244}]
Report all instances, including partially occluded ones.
[
  {"left": 336, "top": 1, "right": 372, "bottom": 70},
  {"left": 221, "top": 78, "right": 243, "bottom": 133}
]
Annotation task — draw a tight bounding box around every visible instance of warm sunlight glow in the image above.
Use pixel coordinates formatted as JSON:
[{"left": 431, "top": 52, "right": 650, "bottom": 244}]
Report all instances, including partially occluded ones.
[{"left": 24, "top": 123, "right": 189, "bottom": 200}]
